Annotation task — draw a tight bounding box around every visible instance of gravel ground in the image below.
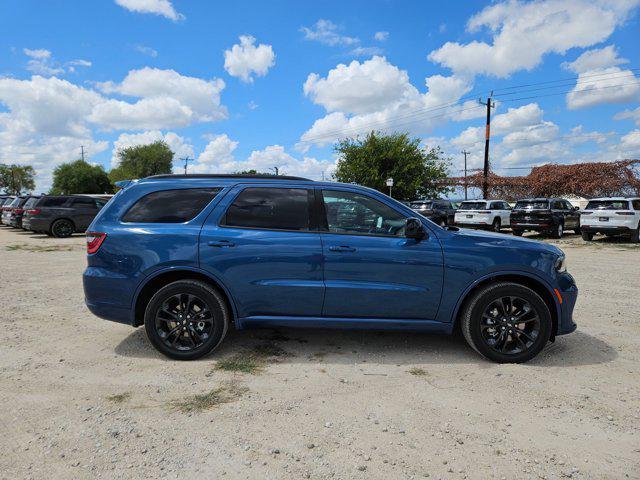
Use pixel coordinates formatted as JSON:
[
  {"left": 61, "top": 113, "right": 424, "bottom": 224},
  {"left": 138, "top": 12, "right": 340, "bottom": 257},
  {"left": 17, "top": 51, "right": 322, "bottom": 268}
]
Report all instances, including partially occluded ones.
[{"left": 0, "top": 226, "right": 638, "bottom": 480}]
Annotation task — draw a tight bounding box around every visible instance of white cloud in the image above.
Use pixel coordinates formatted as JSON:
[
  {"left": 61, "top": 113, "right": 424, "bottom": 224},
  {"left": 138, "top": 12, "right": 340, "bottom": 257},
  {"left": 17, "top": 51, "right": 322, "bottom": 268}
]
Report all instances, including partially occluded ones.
[
  {"left": 566, "top": 66, "right": 640, "bottom": 109},
  {"left": 135, "top": 45, "right": 158, "bottom": 57},
  {"left": 111, "top": 130, "right": 193, "bottom": 167},
  {"left": 194, "top": 134, "right": 238, "bottom": 170},
  {"left": 23, "top": 48, "right": 64, "bottom": 76},
  {"left": 300, "top": 56, "right": 472, "bottom": 146},
  {"left": 91, "top": 67, "right": 227, "bottom": 129},
  {"left": 562, "top": 45, "right": 627, "bottom": 73},
  {"left": 114, "top": 0, "right": 184, "bottom": 21},
  {"left": 223, "top": 36, "right": 275, "bottom": 83},
  {"left": 618, "top": 129, "right": 640, "bottom": 155},
  {"left": 374, "top": 31, "right": 389, "bottom": 41},
  {"left": 428, "top": 0, "right": 640, "bottom": 78},
  {"left": 615, "top": 106, "right": 640, "bottom": 126},
  {"left": 301, "top": 19, "right": 359, "bottom": 46}
]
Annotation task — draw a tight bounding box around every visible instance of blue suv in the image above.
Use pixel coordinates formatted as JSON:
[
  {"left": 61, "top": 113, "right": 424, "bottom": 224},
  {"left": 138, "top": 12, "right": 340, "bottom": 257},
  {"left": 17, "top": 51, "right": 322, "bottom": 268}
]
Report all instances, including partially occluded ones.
[{"left": 83, "top": 174, "right": 577, "bottom": 363}]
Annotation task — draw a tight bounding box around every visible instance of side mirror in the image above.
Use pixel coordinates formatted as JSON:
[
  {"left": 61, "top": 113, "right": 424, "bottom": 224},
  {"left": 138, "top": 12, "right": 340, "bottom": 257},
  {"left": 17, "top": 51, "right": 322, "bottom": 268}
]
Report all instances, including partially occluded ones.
[
  {"left": 573, "top": 206, "right": 580, "bottom": 211},
  {"left": 405, "top": 217, "right": 426, "bottom": 239}
]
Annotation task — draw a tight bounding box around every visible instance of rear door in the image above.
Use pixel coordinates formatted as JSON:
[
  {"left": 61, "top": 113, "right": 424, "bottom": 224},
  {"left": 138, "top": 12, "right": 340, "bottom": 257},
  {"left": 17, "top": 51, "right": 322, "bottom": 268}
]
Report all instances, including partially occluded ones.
[
  {"left": 319, "top": 187, "right": 443, "bottom": 320},
  {"left": 69, "top": 197, "right": 100, "bottom": 231},
  {"left": 199, "top": 185, "right": 324, "bottom": 319}
]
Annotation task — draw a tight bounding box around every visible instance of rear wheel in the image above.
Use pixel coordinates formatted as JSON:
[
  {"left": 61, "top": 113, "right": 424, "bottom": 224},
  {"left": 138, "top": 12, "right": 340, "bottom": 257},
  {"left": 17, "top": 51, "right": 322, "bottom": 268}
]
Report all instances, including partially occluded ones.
[
  {"left": 491, "top": 218, "right": 501, "bottom": 233},
  {"left": 144, "top": 280, "right": 229, "bottom": 360},
  {"left": 574, "top": 227, "right": 581, "bottom": 235},
  {"left": 51, "top": 219, "right": 74, "bottom": 238},
  {"left": 512, "top": 229, "right": 523, "bottom": 236},
  {"left": 581, "top": 231, "right": 594, "bottom": 241},
  {"left": 461, "top": 282, "right": 552, "bottom": 363},
  {"left": 438, "top": 218, "right": 446, "bottom": 227},
  {"left": 551, "top": 222, "right": 564, "bottom": 239},
  {"left": 630, "top": 224, "right": 640, "bottom": 244}
]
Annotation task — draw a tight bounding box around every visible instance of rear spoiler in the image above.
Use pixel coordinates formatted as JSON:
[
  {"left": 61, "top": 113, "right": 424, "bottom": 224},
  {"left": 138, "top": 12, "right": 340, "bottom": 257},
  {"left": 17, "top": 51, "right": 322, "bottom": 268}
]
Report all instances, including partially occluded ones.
[{"left": 114, "top": 179, "right": 138, "bottom": 190}]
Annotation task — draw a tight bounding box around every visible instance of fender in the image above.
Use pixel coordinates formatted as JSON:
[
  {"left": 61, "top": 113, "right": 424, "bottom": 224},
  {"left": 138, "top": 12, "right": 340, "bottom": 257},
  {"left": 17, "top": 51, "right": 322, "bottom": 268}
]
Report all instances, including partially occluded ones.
[
  {"left": 448, "top": 269, "right": 561, "bottom": 326},
  {"left": 129, "top": 265, "right": 239, "bottom": 325}
]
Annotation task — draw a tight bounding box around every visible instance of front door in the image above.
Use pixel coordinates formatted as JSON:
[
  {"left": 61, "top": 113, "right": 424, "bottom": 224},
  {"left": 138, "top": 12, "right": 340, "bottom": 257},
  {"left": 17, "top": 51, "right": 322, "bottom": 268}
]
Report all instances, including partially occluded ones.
[
  {"left": 319, "top": 188, "right": 444, "bottom": 320},
  {"left": 199, "top": 185, "right": 324, "bottom": 319}
]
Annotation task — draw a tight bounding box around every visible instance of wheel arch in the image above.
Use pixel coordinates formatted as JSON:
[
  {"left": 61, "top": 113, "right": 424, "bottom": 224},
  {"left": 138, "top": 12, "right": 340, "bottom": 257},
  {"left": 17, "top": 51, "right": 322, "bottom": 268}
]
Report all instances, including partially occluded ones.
[
  {"left": 132, "top": 267, "right": 237, "bottom": 327},
  {"left": 452, "top": 272, "right": 559, "bottom": 340}
]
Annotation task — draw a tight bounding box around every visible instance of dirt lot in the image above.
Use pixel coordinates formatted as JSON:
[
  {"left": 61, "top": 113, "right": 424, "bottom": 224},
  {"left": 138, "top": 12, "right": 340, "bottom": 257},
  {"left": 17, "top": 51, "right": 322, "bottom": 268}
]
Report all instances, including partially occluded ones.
[{"left": 0, "top": 226, "right": 638, "bottom": 480}]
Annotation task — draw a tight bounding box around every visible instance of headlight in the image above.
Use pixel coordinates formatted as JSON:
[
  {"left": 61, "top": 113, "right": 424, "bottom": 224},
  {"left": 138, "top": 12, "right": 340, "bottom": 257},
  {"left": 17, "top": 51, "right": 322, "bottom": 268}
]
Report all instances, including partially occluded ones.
[{"left": 555, "top": 254, "right": 567, "bottom": 273}]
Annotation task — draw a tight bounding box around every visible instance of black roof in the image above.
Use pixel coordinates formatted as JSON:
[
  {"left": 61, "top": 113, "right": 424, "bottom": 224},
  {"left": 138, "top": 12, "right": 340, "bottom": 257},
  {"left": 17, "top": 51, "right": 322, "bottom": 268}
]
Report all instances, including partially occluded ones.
[{"left": 148, "top": 174, "right": 313, "bottom": 181}]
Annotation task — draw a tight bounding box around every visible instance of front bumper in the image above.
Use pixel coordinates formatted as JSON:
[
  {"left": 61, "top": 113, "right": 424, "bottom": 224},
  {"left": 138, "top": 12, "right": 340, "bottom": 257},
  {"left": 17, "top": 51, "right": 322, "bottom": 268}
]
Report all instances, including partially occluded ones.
[{"left": 556, "top": 272, "right": 578, "bottom": 336}]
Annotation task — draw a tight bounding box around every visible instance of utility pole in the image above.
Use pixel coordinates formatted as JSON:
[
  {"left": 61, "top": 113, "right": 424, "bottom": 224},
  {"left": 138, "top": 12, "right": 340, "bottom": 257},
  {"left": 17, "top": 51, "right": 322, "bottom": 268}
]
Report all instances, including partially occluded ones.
[
  {"left": 478, "top": 95, "right": 495, "bottom": 200},
  {"left": 180, "top": 157, "right": 192, "bottom": 174},
  {"left": 461, "top": 150, "right": 470, "bottom": 200},
  {"left": 270, "top": 166, "right": 280, "bottom": 176},
  {"left": 80, "top": 145, "right": 85, "bottom": 162}
]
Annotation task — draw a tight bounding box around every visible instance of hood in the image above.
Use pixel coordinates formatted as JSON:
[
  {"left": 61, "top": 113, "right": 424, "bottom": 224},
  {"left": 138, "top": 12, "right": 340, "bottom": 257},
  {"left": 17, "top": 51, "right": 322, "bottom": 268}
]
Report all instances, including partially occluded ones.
[{"left": 449, "top": 227, "right": 563, "bottom": 255}]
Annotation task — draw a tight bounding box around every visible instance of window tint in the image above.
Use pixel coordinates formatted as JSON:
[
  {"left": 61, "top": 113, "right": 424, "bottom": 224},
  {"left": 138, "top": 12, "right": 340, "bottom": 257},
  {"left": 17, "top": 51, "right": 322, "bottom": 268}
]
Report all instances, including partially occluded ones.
[
  {"left": 459, "top": 201, "right": 487, "bottom": 210},
  {"left": 72, "top": 197, "right": 98, "bottom": 207},
  {"left": 23, "top": 197, "right": 39, "bottom": 209},
  {"left": 123, "top": 188, "right": 221, "bottom": 223},
  {"left": 585, "top": 200, "right": 629, "bottom": 210},
  {"left": 95, "top": 198, "right": 107, "bottom": 208},
  {"left": 633, "top": 200, "right": 640, "bottom": 211},
  {"left": 551, "top": 200, "right": 563, "bottom": 209},
  {"left": 223, "top": 188, "right": 310, "bottom": 231},
  {"left": 38, "top": 196, "right": 69, "bottom": 207},
  {"left": 515, "top": 200, "right": 549, "bottom": 209},
  {"left": 322, "top": 190, "right": 406, "bottom": 236}
]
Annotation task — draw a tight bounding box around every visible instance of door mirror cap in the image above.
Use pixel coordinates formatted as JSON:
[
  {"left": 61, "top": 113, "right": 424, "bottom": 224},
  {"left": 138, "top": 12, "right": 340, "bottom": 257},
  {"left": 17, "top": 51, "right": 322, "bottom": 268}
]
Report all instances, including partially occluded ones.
[{"left": 405, "top": 217, "right": 427, "bottom": 239}]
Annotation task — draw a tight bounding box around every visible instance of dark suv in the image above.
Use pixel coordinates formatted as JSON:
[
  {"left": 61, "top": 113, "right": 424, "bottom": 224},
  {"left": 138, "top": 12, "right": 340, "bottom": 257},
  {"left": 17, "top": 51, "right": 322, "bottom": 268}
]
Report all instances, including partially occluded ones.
[
  {"left": 83, "top": 175, "right": 578, "bottom": 364},
  {"left": 409, "top": 199, "right": 456, "bottom": 226},
  {"left": 12, "top": 195, "right": 41, "bottom": 229},
  {"left": 23, "top": 195, "right": 110, "bottom": 237},
  {"left": 510, "top": 198, "right": 580, "bottom": 238}
]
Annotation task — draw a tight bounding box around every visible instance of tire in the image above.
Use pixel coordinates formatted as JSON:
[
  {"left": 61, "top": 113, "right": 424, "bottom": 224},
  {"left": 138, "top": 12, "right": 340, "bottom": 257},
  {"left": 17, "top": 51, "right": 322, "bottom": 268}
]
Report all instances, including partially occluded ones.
[
  {"left": 438, "top": 218, "right": 446, "bottom": 227},
  {"left": 512, "top": 229, "right": 523, "bottom": 236},
  {"left": 491, "top": 218, "right": 501, "bottom": 233},
  {"left": 574, "top": 227, "right": 581, "bottom": 235},
  {"left": 50, "top": 219, "right": 75, "bottom": 238},
  {"left": 144, "top": 280, "right": 229, "bottom": 360},
  {"left": 581, "top": 231, "right": 594, "bottom": 241},
  {"left": 460, "top": 282, "right": 552, "bottom": 363},
  {"left": 630, "top": 224, "right": 640, "bottom": 244},
  {"left": 551, "top": 222, "right": 564, "bottom": 239}
]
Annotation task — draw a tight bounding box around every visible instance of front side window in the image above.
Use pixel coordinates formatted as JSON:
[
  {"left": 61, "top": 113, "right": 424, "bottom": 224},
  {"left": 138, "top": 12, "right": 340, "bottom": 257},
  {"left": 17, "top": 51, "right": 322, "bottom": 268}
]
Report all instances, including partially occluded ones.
[
  {"left": 123, "top": 188, "right": 221, "bottom": 223},
  {"left": 322, "top": 190, "right": 406, "bottom": 236},
  {"left": 223, "top": 188, "right": 310, "bottom": 231}
]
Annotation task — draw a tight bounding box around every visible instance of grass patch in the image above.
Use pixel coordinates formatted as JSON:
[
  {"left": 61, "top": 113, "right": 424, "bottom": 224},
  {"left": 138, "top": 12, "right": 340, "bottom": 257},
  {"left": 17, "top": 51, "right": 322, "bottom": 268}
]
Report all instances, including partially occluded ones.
[
  {"left": 214, "top": 342, "right": 292, "bottom": 375},
  {"left": 6, "top": 244, "right": 75, "bottom": 252},
  {"left": 172, "top": 381, "right": 247, "bottom": 413},
  {"left": 106, "top": 392, "right": 131, "bottom": 403},
  {"left": 408, "top": 367, "right": 427, "bottom": 376}
]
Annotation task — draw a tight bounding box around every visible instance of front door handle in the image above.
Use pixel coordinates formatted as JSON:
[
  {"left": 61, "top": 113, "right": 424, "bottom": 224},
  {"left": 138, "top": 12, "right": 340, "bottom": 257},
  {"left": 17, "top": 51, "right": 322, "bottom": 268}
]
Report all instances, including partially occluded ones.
[
  {"left": 208, "top": 240, "right": 235, "bottom": 248},
  {"left": 328, "top": 245, "right": 356, "bottom": 252}
]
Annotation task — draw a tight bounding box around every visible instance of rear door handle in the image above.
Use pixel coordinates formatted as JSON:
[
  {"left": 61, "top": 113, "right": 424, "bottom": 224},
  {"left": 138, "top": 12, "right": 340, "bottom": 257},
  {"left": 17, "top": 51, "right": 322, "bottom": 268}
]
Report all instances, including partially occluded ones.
[
  {"left": 328, "top": 245, "right": 356, "bottom": 252},
  {"left": 208, "top": 240, "right": 235, "bottom": 248}
]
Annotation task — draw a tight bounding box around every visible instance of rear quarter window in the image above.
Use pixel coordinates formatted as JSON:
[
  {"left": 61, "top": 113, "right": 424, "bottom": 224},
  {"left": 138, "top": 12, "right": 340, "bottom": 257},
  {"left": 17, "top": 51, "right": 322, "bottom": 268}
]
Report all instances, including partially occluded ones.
[{"left": 122, "top": 188, "right": 222, "bottom": 223}]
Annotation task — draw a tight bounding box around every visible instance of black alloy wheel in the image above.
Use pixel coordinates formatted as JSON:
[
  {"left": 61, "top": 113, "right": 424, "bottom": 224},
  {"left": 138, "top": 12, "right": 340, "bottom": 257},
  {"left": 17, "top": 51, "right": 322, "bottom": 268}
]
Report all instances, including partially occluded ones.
[
  {"left": 461, "top": 282, "right": 551, "bottom": 363},
  {"left": 144, "top": 280, "right": 229, "bottom": 360},
  {"left": 51, "top": 219, "right": 74, "bottom": 238}
]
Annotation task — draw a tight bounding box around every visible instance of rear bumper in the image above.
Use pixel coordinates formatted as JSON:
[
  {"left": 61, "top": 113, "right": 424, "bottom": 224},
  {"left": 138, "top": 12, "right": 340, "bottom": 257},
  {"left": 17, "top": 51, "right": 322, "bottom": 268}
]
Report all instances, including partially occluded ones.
[
  {"left": 510, "top": 222, "right": 554, "bottom": 231},
  {"left": 26, "top": 217, "right": 51, "bottom": 232},
  {"left": 85, "top": 300, "right": 134, "bottom": 326},
  {"left": 581, "top": 225, "right": 633, "bottom": 234},
  {"left": 83, "top": 267, "right": 136, "bottom": 326},
  {"left": 455, "top": 221, "right": 491, "bottom": 228}
]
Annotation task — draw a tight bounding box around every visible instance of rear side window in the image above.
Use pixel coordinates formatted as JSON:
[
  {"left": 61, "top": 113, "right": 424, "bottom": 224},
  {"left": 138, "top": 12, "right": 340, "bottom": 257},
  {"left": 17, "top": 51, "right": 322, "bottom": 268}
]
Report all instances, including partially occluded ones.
[
  {"left": 23, "top": 197, "right": 39, "bottom": 209},
  {"left": 223, "top": 188, "right": 310, "bottom": 231},
  {"left": 123, "top": 188, "right": 222, "bottom": 223},
  {"left": 38, "top": 197, "right": 69, "bottom": 207},
  {"left": 71, "top": 197, "right": 99, "bottom": 207}
]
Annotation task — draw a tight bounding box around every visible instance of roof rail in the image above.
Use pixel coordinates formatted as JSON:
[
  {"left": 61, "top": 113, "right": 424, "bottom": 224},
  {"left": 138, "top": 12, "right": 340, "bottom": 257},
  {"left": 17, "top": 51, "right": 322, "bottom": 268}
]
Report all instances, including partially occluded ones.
[{"left": 146, "top": 174, "right": 313, "bottom": 181}]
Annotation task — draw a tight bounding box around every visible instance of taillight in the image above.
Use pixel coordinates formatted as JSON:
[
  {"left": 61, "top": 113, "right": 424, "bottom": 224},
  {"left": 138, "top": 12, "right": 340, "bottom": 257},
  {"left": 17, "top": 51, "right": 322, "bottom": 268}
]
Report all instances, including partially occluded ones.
[
  {"left": 477, "top": 210, "right": 491, "bottom": 214},
  {"left": 616, "top": 211, "right": 634, "bottom": 215},
  {"left": 86, "top": 232, "right": 107, "bottom": 254},
  {"left": 15, "top": 208, "right": 24, "bottom": 214},
  {"left": 27, "top": 209, "right": 40, "bottom": 215}
]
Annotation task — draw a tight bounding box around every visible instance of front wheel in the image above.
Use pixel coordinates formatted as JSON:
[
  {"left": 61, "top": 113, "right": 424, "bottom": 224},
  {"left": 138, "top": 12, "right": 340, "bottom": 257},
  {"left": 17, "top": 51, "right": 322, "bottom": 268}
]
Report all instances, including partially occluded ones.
[
  {"left": 581, "top": 231, "right": 594, "bottom": 241},
  {"left": 551, "top": 222, "right": 564, "bottom": 239},
  {"left": 144, "top": 280, "right": 229, "bottom": 360},
  {"left": 512, "top": 229, "right": 523, "bottom": 236},
  {"left": 438, "top": 218, "right": 446, "bottom": 227},
  {"left": 491, "top": 218, "right": 501, "bottom": 233},
  {"left": 461, "top": 282, "right": 552, "bottom": 363}
]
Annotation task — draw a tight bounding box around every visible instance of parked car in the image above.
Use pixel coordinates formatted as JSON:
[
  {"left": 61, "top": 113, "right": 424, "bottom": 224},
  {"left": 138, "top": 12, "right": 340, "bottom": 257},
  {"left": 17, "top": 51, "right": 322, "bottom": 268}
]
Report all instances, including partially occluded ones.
[
  {"left": 2, "top": 196, "right": 27, "bottom": 227},
  {"left": 0, "top": 196, "right": 16, "bottom": 225},
  {"left": 510, "top": 198, "right": 580, "bottom": 238},
  {"left": 11, "top": 195, "right": 41, "bottom": 229},
  {"left": 409, "top": 199, "right": 456, "bottom": 226},
  {"left": 579, "top": 197, "right": 640, "bottom": 243},
  {"left": 83, "top": 174, "right": 577, "bottom": 364},
  {"left": 454, "top": 199, "right": 511, "bottom": 232},
  {"left": 22, "top": 195, "right": 110, "bottom": 237}
]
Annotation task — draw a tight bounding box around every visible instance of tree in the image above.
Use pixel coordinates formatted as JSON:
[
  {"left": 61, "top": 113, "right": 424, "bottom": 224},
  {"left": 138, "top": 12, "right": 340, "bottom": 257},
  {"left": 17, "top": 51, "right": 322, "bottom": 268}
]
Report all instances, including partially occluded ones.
[
  {"left": 0, "top": 164, "right": 36, "bottom": 195},
  {"left": 50, "top": 159, "right": 113, "bottom": 195},
  {"left": 109, "top": 141, "right": 174, "bottom": 183},
  {"left": 333, "top": 132, "right": 451, "bottom": 200}
]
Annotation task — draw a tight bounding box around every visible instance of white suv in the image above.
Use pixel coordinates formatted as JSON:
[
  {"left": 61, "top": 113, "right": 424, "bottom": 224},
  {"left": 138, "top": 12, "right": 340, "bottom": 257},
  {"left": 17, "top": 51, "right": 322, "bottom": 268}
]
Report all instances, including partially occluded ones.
[
  {"left": 580, "top": 197, "right": 640, "bottom": 243},
  {"left": 454, "top": 199, "right": 511, "bottom": 232}
]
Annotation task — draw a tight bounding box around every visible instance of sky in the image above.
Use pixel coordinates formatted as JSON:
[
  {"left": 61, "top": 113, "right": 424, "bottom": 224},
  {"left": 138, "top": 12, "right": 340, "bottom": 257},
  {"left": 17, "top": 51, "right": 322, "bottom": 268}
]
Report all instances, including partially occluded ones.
[{"left": 1, "top": 0, "right": 639, "bottom": 193}]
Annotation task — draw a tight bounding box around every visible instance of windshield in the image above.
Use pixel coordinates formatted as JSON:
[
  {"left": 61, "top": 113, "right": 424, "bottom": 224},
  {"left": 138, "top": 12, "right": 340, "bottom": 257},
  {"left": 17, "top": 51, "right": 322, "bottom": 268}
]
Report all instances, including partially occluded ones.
[
  {"left": 410, "top": 201, "right": 432, "bottom": 209},
  {"left": 514, "top": 200, "right": 549, "bottom": 210},
  {"left": 585, "top": 200, "right": 629, "bottom": 210},
  {"left": 9, "top": 197, "right": 22, "bottom": 207},
  {"left": 2, "top": 198, "right": 14, "bottom": 206},
  {"left": 458, "top": 201, "right": 487, "bottom": 210}
]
